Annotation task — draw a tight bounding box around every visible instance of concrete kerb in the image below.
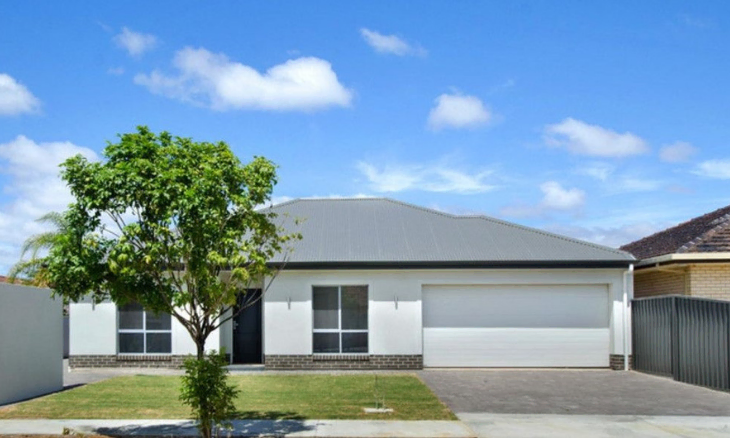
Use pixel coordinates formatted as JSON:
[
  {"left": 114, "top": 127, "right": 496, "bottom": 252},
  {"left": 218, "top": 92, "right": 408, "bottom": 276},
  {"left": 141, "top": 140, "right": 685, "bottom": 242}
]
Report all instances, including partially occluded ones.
[{"left": 0, "top": 419, "right": 476, "bottom": 438}]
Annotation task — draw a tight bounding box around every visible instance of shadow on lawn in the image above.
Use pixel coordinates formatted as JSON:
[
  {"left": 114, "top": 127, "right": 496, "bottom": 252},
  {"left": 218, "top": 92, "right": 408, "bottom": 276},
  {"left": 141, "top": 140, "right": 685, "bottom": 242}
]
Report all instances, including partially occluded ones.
[{"left": 92, "top": 417, "right": 313, "bottom": 437}]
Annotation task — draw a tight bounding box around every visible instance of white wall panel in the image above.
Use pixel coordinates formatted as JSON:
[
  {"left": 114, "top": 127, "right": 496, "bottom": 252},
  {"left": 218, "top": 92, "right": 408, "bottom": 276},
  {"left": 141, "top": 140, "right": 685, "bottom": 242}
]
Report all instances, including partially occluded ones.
[
  {"left": 69, "top": 268, "right": 630, "bottom": 365},
  {"left": 0, "top": 284, "right": 63, "bottom": 405},
  {"left": 70, "top": 302, "right": 117, "bottom": 355},
  {"left": 264, "top": 269, "right": 628, "bottom": 360}
]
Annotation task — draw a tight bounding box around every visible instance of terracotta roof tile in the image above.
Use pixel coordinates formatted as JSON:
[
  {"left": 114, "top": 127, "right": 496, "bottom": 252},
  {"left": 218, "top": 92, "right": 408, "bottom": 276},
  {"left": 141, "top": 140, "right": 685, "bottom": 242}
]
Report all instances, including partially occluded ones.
[{"left": 620, "top": 205, "right": 730, "bottom": 259}]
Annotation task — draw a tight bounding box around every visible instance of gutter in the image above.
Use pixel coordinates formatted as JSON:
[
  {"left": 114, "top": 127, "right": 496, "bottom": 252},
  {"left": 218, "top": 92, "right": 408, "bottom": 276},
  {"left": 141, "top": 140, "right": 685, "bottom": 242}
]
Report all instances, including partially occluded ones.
[
  {"left": 635, "top": 252, "right": 730, "bottom": 268},
  {"left": 270, "top": 260, "right": 635, "bottom": 270}
]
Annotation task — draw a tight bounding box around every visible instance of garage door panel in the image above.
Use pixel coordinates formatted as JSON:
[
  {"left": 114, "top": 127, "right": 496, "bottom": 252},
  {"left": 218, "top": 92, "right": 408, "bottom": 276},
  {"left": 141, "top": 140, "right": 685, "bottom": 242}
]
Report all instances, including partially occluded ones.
[
  {"left": 423, "top": 328, "right": 610, "bottom": 367},
  {"left": 422, "top": 284, "right": 610, "bottom": 368},
  {"left": 423, "top": 285, "right": 609, "bottom": 329}
]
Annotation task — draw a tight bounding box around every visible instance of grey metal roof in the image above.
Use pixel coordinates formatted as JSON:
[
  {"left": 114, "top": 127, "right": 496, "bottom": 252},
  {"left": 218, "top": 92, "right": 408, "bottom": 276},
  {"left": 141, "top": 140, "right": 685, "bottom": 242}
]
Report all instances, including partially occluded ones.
[{"left": 266, "top": 198, "right": 634, "bottom": 267}]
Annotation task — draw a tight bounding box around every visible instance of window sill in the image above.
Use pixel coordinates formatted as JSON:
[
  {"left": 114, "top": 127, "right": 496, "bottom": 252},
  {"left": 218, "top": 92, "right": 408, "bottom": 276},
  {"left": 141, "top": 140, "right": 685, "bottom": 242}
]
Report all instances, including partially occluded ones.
[{"left": 312, "top": 354, "right": 370, "bottom": 362}]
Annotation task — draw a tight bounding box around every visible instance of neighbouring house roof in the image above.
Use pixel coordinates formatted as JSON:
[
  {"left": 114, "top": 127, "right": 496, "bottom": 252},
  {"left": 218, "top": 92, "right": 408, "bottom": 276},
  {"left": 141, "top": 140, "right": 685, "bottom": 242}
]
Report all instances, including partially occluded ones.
[
  {"left": 265, "top": 198, "right": 633, "bottom": 268},
  {"left": 620, "top": 204, "right": 730, "bottom": 260}
]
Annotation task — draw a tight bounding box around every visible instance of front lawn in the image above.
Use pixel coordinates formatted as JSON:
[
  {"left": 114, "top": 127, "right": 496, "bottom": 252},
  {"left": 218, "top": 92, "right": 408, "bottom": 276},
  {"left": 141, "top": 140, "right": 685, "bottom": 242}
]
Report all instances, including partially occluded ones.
[{"left": 0, "top": 374, "right": 454, "bottom": 421}]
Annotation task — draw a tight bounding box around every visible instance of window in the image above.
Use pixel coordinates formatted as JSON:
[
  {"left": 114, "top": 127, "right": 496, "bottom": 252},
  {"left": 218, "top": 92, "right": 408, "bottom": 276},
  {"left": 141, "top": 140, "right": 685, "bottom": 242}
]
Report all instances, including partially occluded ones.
[
  {"left": 118, "top": 303, "right": 172, "bottom": 354},
  {"left": 312, "top": 285, "right": 368, "bottom": 354}
]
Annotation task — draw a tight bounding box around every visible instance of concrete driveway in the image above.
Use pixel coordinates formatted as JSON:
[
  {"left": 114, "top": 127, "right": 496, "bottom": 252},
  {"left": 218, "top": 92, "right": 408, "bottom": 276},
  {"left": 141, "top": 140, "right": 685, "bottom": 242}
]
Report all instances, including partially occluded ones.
[
  {"left": 419, "top": 369, "right": 730, "bottom": 416},
  {"left": 420, "top": 370, "right": 730, "bottom": 437}
]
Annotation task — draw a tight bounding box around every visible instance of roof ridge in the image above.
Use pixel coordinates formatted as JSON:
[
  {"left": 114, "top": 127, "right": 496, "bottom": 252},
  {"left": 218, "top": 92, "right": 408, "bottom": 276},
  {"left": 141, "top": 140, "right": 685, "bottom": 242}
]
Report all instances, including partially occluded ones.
[{"left": 679, "top": 216, "right": 730, "bottom": 253}]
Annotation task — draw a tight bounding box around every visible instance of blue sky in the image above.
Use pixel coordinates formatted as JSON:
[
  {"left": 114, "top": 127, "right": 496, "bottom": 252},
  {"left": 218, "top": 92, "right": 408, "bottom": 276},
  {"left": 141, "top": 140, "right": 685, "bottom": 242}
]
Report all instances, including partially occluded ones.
[{"left": 1, "top": 1, "right": 729, "bottom": 272}]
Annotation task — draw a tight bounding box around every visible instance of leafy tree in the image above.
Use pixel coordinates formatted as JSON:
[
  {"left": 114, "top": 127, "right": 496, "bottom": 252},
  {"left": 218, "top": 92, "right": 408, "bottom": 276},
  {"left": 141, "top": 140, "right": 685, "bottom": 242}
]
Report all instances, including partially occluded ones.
[
  {"left": 8, "top": 211, "right": 68, "bottom": 286},
  {"left": 46, "top": 127, "right": 298, "bottom": 437},
  {"left": 46, "top": 126, "right": 298, "bottom": 357}
]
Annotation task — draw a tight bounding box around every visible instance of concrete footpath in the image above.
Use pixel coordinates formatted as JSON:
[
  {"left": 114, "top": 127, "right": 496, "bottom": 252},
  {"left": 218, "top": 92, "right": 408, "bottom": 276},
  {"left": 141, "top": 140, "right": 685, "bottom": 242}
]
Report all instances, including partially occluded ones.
[
  {"left": 3, "top": 415, "right": 730, "bottom": 437},
  {"left": 0, "top": 419, "right": 474, "bottom": 437},
  {"left": 459, "top": 413, "right": 730, "bottom": 438}
]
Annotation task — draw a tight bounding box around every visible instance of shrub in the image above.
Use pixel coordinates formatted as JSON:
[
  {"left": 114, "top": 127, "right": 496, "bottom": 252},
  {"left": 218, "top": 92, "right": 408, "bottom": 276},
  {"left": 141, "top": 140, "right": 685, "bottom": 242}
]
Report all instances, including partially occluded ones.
[{"left": 180, "top": 350, "right": 239, "bottom": 438}]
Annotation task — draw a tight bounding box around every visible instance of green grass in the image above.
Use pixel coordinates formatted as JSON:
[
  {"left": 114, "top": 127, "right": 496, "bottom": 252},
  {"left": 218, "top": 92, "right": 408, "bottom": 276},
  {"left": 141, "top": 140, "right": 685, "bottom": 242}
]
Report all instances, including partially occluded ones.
[{"left": 0, "top": 374, "right": 455, "bottom": 421}]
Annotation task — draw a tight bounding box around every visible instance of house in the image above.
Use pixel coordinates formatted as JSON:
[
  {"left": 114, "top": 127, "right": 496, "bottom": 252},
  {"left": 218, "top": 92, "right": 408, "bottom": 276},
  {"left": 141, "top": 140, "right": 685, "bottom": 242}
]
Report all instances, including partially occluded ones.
[
  {"left": 69, "top": 198, "right": 635, "bottom": 370},
  {"left": 620, "top": 204, "right": 730, "bottom": 301}
]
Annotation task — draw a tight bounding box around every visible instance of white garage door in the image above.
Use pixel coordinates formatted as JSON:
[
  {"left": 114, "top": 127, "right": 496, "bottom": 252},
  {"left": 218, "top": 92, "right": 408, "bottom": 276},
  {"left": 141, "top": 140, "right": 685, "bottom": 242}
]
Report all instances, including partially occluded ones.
[{"left": 423, "top": 284, "right": 610, "bottom": 367}]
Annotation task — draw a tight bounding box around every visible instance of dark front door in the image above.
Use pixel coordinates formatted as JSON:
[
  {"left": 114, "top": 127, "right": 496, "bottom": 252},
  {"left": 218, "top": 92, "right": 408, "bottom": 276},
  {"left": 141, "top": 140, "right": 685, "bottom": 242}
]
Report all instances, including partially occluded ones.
[{"left": 232, "top": 289, "right": 262, "bottom": 364}]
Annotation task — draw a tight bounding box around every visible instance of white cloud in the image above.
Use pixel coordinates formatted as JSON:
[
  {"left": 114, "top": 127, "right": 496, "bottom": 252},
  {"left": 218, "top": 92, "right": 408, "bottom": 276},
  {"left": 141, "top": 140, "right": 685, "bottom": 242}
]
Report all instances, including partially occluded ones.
[
  {"left": 500, "top": 181, "right": 585, "bottom": 218},
  {"left": 427, "top": 93, "right": 491, "bottom": 131},
  {"left": 114, "top": 27, "right": 158, "bottom": 57},
  {"left": 611, "top": 176, "right": 663, "bottom": 193},
  {"left": 575, "top": 162, "right": 662, "bottom": 193},
  {"left": 0, "top": 73, "right": 41, "bottom": 116},
  {"left": 575, "top": 162, "right": 614, "bottom": 181},
  {"left": 359, "top": 28, "right": 426, "bottom": 56},
  {"left": 659, "top": 141, "right": 697, "bottom": 163},
  {"left": 540, "top": 181, "right": 585, "bottom": 210},
  {"left": 357, "top": 162, "right": 495, "bottom": 194},
  {"left": 269, "top": 195, "right": 294, "bottom": 206},
  {"left": 0, "top": 136, "right": 98, "bottom": 272},
  {"left": 545, "top": 118, "right": 649, "bottom": 157},
  {"left": 135, "top": 47, "right": 353, "bottom": 112},
  {"left": 693, "top": 159, "right": 730, "bottom": 179}
]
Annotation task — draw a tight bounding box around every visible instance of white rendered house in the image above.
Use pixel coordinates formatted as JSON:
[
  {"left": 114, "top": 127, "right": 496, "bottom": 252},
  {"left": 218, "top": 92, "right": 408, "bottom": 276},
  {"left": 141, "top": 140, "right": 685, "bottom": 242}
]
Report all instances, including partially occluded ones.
[{"left": 70, "top": 198, "right": 635, "bottom": 369}]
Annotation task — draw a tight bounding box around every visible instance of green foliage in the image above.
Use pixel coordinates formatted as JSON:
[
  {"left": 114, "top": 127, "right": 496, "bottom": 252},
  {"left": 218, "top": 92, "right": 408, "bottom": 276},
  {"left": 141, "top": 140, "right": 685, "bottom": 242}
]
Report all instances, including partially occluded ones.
[
  {"left": 44, "top": 126, "right": 299, "bottom": 438},
  {"left": 45, "top": 126, "right": 299, "bottom": 345},
  {"left": 180, "top": 351, "right": 239, "bottom": 438},
  {"left": 8, "top": 211, "right": 69, "bottom": 286}
]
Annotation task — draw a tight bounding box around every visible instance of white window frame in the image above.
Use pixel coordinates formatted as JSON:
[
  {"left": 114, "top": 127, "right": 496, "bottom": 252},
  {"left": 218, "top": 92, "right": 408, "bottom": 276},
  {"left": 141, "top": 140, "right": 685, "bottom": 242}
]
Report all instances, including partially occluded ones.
[
  {"left": 312, "top": 285, "right": 368, "bottom": 354},
  {"left": 117, "top": 304, "right": 172, "bottom": 355}
]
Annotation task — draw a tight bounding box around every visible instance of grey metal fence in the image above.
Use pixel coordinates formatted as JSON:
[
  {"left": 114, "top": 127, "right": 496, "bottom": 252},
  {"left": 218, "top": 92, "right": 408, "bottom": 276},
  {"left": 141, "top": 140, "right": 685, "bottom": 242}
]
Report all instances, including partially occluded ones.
[
  {"left": 63, "top": 315, "right": 69, "bottom": 359},
  {"left": 633, "top": 295, "right": 730, "bottom": 391}
]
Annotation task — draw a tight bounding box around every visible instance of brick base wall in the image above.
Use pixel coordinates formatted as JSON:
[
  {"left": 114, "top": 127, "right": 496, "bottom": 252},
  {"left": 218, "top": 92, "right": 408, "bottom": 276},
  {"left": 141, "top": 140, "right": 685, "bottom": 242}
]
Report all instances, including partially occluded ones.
[
  {"left": 609, "top": 354, "right": 634, "bottom": 370},
  {"left": 69, "top": 355, "right": 186, "bottom": 368},
  {"left": 265, "top": 354, "right": 423, "bottom": 370},
  {"left": 71, "top": 354, "right": 625, "bottom": 370}
]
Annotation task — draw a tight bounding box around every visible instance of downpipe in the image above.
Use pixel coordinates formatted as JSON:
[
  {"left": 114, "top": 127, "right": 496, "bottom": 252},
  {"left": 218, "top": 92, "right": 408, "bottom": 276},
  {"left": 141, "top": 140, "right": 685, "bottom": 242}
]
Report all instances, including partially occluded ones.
[{"left": 622, "top": 264, "right": 634, "bottom": 371}]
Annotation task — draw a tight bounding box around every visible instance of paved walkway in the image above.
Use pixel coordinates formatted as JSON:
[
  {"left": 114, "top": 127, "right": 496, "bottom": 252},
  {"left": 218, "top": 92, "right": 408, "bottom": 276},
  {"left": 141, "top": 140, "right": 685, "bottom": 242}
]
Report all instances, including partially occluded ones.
[
  {"left": 2, "top": 416, "right": 730, "bottom": 437},
  {"left": 459, "top": 413, "right": 730, "bottom": 438},
  {"left": 0, "top": 419, "right": 473, "bottom": 437}
]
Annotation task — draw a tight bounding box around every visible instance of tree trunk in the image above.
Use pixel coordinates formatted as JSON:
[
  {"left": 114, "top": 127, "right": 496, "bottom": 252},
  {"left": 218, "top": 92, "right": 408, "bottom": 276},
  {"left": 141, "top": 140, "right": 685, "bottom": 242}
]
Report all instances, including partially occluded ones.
[
  {"left": 196, "top": 338, "right": 205, "bottom": 360},
  {"left": 194, "top": 335, "right": 210, "bottom": 438}
]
